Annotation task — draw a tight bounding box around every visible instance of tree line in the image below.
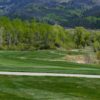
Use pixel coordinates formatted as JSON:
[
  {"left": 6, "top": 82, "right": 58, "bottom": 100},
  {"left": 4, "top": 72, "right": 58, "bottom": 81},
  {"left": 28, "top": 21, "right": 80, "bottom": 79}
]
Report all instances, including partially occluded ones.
[{"left": 0, "top": 17, "right": 100, "bottom": 52}]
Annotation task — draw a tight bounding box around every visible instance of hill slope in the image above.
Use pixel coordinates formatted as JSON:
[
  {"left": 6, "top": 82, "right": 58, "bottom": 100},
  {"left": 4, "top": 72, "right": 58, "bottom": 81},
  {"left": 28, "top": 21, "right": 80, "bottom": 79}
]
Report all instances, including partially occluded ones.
[{"left": 0, "top": 0, "right": 100, "bottom": 28}]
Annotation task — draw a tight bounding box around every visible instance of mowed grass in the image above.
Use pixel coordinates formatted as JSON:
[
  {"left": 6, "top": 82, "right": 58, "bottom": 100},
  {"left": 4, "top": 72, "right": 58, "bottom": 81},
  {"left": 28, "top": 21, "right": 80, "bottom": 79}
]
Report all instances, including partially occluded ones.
[
  {"left": 0, "top": 75, "right": 100, "bottom": 100},
  {"left": 0, "top": 50, "right": 100, "bottom": 74},
  {"left": 0, "top": 50, "right": 100, "bottom": 100}
]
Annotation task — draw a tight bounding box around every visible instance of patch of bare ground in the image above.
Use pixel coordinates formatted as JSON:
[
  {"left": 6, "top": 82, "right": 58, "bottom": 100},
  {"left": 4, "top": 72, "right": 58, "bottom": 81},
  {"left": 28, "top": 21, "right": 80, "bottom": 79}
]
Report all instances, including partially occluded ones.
[{"left": 64, "top": 54, "right": 97, "bottom": 64}]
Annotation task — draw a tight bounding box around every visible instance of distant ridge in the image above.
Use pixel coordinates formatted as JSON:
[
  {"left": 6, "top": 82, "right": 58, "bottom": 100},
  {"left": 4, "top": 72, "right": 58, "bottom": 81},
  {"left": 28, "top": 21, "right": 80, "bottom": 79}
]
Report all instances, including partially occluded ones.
[{"left": 0, "top": 0, "right": 100, "bottom": 28}]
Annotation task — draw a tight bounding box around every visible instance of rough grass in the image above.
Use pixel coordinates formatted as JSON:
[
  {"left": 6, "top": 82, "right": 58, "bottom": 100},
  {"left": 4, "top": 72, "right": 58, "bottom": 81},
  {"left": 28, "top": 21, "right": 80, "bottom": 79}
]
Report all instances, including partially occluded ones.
[{"left": 0, "top": 76, "right": 100, "bottom": 100}]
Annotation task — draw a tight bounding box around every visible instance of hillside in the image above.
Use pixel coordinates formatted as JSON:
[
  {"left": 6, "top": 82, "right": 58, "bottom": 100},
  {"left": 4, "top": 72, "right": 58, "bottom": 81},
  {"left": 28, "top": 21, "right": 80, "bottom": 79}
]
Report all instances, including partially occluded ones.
[{"left": 0, "top": 0, "right": 100, "bottom": 28}]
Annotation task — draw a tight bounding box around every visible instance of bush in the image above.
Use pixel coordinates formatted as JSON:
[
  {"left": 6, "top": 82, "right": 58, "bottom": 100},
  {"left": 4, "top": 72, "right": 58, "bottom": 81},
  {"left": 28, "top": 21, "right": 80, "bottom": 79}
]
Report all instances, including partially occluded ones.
[{"left": 96, "top": 51, "right": 100, "bottom": 60}]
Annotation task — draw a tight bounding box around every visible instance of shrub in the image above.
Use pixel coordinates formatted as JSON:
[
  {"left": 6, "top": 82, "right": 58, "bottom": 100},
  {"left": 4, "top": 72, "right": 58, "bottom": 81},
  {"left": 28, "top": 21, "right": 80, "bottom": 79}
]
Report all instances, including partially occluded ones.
[{"left": 96, "top": 51, "right": 100, "bottom": 60}]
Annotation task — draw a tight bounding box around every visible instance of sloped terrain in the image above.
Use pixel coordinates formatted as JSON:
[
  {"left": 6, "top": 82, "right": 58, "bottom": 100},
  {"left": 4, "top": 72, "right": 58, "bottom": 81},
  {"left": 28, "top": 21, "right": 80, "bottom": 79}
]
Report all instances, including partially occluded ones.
[
  {"left": 0, "top": 50, "right": 100, "bottom": 75},
  {"left": 0, "top": 0, "right": 100, "bottom": 28}
]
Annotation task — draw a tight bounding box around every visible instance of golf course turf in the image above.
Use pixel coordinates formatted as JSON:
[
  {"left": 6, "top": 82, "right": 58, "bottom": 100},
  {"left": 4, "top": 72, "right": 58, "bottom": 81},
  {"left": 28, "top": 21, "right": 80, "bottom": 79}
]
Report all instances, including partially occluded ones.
[
  {"left": 0, "top": 76, "right": 100, "bottom": 100},
  {"left": 0, "top": 50, "right": 100, "bottom": 100},
  {"left": 0, "top": 50, "right": 100, "bottom": 74}
]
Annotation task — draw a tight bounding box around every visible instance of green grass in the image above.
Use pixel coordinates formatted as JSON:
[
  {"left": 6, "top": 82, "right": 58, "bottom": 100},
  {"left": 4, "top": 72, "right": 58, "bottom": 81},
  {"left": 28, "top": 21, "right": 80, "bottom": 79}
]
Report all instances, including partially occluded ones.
[
  {"left": 0, "top": 50, "right": 100, "bottom": 100},
  {"left": 0, "top": 75, "right": 100, "bottom": 100},
  {"left": 0, "top": 50, "right": 100, "bottom": 75}
]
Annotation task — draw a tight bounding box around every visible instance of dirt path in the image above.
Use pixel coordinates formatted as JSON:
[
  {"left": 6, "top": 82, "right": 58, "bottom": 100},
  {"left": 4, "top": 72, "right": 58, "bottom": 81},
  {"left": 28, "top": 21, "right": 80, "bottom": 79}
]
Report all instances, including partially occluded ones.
[{"left": 0, "top": 72, "right": 100, "bottom": 78}]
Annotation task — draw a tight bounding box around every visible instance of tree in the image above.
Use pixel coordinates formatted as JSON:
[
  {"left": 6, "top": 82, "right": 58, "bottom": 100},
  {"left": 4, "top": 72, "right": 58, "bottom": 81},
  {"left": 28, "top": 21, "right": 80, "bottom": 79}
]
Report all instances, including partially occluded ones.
[
  {"left": 0, "top": 17, "right": 14, "bottom": 48},
  {"left": 92, "top": 32, "right": 100, "bottom": 51},
  {"left": 0, "top": 27, "right": 4, "bottom": 48},
  {"left": 74, "top": 27, "right": 90, "bottom": 48}
]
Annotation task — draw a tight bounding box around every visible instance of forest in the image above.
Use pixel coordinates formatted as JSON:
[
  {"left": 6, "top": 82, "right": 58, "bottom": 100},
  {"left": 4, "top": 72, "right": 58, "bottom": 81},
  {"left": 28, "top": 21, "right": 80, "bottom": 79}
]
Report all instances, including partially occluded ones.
[{"left": 0, "top": 17, "right": 100, "bottom": 53}]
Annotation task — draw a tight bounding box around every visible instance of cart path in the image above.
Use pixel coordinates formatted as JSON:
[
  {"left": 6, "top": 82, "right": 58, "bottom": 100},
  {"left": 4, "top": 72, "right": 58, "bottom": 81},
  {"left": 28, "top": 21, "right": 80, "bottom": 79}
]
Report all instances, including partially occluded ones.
[{"left": 0, "top": 72, "right": 100, "bottom": 78}]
